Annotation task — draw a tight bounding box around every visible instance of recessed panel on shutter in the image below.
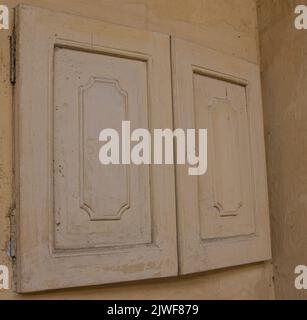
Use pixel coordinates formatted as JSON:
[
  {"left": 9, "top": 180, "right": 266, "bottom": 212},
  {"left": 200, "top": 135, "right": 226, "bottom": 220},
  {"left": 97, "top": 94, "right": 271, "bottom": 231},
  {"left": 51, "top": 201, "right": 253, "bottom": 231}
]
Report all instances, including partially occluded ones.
[
  {"left": 14, "top": 5, "right": 177, "bottom": 293},
  {"left": 172, "top": 37, "right": 271, "bottom": 274}
]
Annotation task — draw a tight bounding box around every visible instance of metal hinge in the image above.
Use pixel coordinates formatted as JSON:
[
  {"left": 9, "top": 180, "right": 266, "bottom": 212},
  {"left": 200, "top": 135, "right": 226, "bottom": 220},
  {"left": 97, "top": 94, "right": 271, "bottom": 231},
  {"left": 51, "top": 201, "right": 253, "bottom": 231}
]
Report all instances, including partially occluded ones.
[
  {"left": 7, "top": 207, "right": 17, "bottom": 260},
  {"left": 9, "top": 8, "right": 17, "bottom": 86},
  {"left": 10, "top": 31, "right": 16, "bottom": 85},
  {"left": 8, "top": 206, "right": 18, "bottom": 291}
]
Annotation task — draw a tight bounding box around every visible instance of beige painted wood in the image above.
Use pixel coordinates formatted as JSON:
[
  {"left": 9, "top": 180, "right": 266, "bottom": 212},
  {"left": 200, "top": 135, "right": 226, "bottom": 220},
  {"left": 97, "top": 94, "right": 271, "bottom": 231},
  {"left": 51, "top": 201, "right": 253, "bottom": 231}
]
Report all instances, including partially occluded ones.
[
  {"left": 54, "top": 48, "right": 151, "bottom": 250},
  {"left": 171, "top": 37, "right": 272, "bottom": 274},
  {"left": 14, "top": 5, "right": 177, "bottom": 292}
]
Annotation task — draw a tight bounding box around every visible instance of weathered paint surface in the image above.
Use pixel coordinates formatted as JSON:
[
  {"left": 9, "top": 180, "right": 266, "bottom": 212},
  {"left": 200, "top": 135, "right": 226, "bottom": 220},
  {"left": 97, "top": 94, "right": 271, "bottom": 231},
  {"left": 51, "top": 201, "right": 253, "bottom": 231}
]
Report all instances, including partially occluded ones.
[
  {"left": 0, "top": 0, "right": 274, "bottom": 299},
  {"left": 258, "top": 0, "right": 307, "bottom": 299}
]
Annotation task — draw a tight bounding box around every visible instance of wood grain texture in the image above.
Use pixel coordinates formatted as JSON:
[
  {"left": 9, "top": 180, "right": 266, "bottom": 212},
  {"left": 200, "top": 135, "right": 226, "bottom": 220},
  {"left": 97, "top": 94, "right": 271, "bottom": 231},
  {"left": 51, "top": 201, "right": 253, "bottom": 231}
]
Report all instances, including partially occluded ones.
[
  {"left": 171, "top": 37, "right": 272, "bottom": 274},
  {"left": 14, "top": 5, "right": 177, "bottom": 293},
  {"left": 0, "top": 0, "right": 275, "bottom": 301}
]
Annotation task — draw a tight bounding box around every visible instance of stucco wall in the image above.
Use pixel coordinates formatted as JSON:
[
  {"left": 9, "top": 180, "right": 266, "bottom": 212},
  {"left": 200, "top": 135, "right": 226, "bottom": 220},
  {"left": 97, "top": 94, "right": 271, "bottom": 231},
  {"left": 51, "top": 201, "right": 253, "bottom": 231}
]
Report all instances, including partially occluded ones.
[
  {"left": 258, "top": 0, "right": 307, "bottom": 299},
  {"left": 0, "top": 0, "right": 274, "bottom": 299}
]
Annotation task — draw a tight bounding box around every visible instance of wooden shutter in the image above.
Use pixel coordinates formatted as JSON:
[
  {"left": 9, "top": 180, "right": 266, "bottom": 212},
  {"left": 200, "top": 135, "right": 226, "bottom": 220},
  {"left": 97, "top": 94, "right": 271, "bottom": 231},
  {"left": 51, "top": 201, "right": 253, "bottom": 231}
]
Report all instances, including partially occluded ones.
[
  {"left": 14, "top": 5, "right": 177, "bottom": 292},
  {"left": 171, "top": 38, "right": 271, "bottom": 274}
]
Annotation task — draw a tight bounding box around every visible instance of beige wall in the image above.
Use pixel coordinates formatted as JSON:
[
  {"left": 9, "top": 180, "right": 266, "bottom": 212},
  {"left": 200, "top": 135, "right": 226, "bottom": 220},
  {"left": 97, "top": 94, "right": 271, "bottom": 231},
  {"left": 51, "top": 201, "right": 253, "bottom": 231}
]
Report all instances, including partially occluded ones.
[
  {"left": 258, "top": 0, "right": 307, "bottom": 299},
  {"left": 0, "top": 0, "right": 274, "bottom": 299}
]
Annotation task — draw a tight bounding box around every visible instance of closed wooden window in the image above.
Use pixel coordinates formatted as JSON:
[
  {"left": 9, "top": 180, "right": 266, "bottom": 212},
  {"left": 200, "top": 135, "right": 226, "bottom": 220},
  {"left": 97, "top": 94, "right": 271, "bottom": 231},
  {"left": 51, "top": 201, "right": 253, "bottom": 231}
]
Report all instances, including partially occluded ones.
[
  {"left": 14, "top": 5, "right": 177, "bottom": 293},
  {"left": 172, "top": 38, "right": 271, "bottom": 274},
  {"left": 13, "top": 5, "right": 271, "bottom": 293}
]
